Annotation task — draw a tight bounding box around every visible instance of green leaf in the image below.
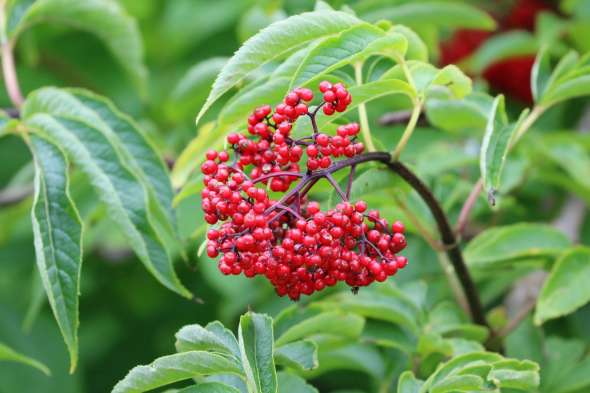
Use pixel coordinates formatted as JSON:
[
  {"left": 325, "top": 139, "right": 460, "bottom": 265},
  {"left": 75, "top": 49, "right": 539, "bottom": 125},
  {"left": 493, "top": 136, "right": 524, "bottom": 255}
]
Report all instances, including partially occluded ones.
[
  {"left": 112, "top": 351, "right": 243, "bottom": 393},
  {"left": 466, "top": 31, "right": 537, "bottom": 73},
  {"left": 167, "top": 58, "right": 228, "bottom": 121},
  {"left": 398, "top": 371, "right": 424, "bottom": 393},
  {"left": 23, "top": 87, "right": 190, "bottom": 298},
  {"left": 487, "top": 359, "right": 540, "bottom": 390},
  {"left": 238, "top": 312, "right": 277, "bottom": 393},
  {"left": 275, "top": 311, "right": 364, "bottom": 347},
  {"left": 290, "top": 24, "right": 407, "bottom": 89},
  {"left": 425, "top": 92, "right": 494, "bottom": 134},
  {"left": 195, "top": 10, "right": 362, "bottom": 126},
  {"left": 274, "top": 340, "right": 318, "bottom": 371},
  {"left": 28, "top": 133, "right": 82, "bottom": 373},
  {"left": 541, "top": 52, "right": 590, "bottom": 106},
  {"left": 175, "top": 324, "right": 238, "bottom": 358},
  {"left": 361, "top": 320, "right": 416, "bottom": 353},
  {"left": 431, "top": 375, "right": 484, "bottom": 393},
  {"left": 317, "top": 290, "right": 420, "bottom": 334},
  {"left": 422, "top": 352, "right": 503, "bottom": 391},
  {"left": 309, "top": 343, "right": 385, "bottom": 380},
  {"left": 8, "top": 0, "right": 146, "bottom": 89},
  {"left": 531, "top": 47, "right": 552, "bottom": 103},
  {"left": 360, "top": 2, "right": 496, "bottom": 30},
  {"left": 535, "top": 247, "right": 590, "bottom": 325},
  {"left": 427, "top": 302, "right": 489, "bottom": 342},
  {"left": 69, "top": 89, "right": 177, "bottom": 229},
  {"left": 429, "top": 65, "right": 472, "bottom": 99},
  {"left": 0, "top": 342, "right": 50, "bottom": 375},
  {"left": 480, "top": 96, "right": 528, "bottom": 204},
  {"left": 204, "top": 321, "right": 242, "bottom": 359},
  {"left": 277, "top": 372, "right": 318, "bottom": 393},
  {"left": 175, "top": 382, "right": 240, "bottom": 393},
  {"left": 465, "top": 223, "right": 571, "bottom": 269},
  {"left": 540, "top": 135, "right": 590, "bottom": 190},
  {"left": 390, "top": 25, "right": 428, "bottom": 61}
]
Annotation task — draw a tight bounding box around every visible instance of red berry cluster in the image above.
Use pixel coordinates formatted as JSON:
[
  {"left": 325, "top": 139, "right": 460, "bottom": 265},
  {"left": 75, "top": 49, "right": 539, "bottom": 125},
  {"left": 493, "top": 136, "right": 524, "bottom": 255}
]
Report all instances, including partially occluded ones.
[
  {"left": 200, "top": 81, "right": 408, "bottom": 300},
  {"left": 319, "top": 81, "right": 352, "bottom": 115}
]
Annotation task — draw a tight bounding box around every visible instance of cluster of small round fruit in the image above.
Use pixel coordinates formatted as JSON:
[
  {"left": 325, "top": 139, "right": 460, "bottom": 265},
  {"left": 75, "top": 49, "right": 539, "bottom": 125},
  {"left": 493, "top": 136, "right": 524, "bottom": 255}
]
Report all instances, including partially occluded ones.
[{"left": 200, "top": 81, "right": 408, "bottom": 300}]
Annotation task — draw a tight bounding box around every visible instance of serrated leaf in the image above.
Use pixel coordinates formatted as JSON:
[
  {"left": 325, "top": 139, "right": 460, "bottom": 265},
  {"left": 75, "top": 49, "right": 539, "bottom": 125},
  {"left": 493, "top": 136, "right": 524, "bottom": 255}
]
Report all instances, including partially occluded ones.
[
  {"left": 196, "top": 10, "right": 362, "bottom": 126},
  {"left": 8, "top": 0, "right": 146, "bottom": 89},
  {"left": 238, "top": 312, "right": 277, "bottom": 393},
  {"left": 175, "top": 324, "right": 238, "bottom": 358},
  {"left": 480, "top": 96, "right": 526, "bottom": 204},
  {"left": 431, "top": 375, "right": 484, "bottom": 393},
  {"left": 69, "top": 89, "right": 177, "bottom": 229},
  {"left": 487, "top": 359, "right": 540, "bottom": 390},
  {"left": 277, "top": 372, "right": 318, "bottom": 393},
  {"left": 28, "top": 133, "right": 82, "bottom": 373},
  {"left": 398, "top": 371, "right": 424, "bottom": 393},
  {"left": 535, "top": 247, "right": 590, "bottom": 325},
  {"left": 422, "top": 352, "right": 503, "bottom": 391},
  {"left": 0, "top": 342, "right": 50, "bottom": 375},
  {"left": 23, "top": 88, "right": 190, "bottom": 298},
  {"left": 464, "top": 223, "right": 571, "bottom": 269},
  {"left": 360, "top": 2, "right": 496, "bottom": 30},
  {"left": 274, "top": 340, "right": 318, "bottom": 371},
  {"left": 275, "top": 311, "right": 364, "bottom": 347},
  {"left": 290, "top": 24, "right": 407, "bottom": 89},
  {"left": 112, "top": 351, "right": 243, "bottom": 393}
]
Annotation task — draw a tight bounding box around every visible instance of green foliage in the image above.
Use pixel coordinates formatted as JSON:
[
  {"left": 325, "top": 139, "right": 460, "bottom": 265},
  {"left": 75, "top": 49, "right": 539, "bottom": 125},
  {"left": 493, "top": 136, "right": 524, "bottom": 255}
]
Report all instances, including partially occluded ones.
[
  {"left": 535, "top": 247, "right": 590, "bottom": 324},
  {"left": 28, "top": 133, "right": 82, "bottom": 372},
  {"left": 0, "top": 341, "right": 50, "bottom": 375},
  {"left": 114, "top": 311, "right": 321, "bottom": 393},
  {"left": 0, "top": 1, "right": 589, "bottom": 392}
]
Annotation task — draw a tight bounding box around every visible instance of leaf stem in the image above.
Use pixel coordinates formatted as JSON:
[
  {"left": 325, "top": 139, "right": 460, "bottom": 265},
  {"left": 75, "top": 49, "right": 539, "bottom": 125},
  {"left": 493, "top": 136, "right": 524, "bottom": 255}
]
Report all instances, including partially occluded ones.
[
  {"left": 510, "top": 105, "right": 546, "bottom": 148},
  {"left": 391, "top": 100, "right": 422, "bottom": 160},
  {"left": 354, "top": 61, "right": 376, "bottom": 152},
  {"left": 0, "top": 2, "right": 23, "bottom": 108},
  {"left": 455, "top": 178, "right": 483, "bottom": 237}
]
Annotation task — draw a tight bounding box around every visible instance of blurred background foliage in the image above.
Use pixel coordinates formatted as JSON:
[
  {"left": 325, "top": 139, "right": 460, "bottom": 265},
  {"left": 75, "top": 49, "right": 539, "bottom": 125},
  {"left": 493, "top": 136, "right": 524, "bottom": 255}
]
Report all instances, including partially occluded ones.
[{"left": 1, "top": 0, "right": 589, "bottom": 392}]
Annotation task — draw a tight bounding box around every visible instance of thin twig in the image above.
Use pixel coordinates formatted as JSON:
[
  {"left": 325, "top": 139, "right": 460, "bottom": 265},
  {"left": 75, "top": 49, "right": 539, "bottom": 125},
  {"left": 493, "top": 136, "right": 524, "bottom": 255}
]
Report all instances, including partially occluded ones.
[
  {"left": 386, "top": 161, "right": 490, "bottom": 329},
  {"left": 0, "top": 184, "right": 33, "bottom": 206},
  {"left": 456, "top": 179, "right": 483, "bottom": 237},
  {"left": 0, "top": 3, "right": 23, "bottom": 108},
  {"left": 354, "top": 62, "right": 376, "bottom": 152}
]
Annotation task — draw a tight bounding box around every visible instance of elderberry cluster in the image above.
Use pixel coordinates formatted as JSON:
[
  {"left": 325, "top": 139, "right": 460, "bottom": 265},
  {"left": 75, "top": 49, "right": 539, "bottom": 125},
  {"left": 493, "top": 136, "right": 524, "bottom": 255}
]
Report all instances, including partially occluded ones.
[{"left": 200, "top": 81, "right": 408, "bottom": 300}]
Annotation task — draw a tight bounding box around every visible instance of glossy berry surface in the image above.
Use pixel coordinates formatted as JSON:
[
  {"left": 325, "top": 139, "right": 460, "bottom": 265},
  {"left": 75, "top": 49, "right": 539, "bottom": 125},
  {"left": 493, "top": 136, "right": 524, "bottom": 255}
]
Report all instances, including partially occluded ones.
[{"left": 200, "top": 81, "right": 408, "bottom": 300}]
